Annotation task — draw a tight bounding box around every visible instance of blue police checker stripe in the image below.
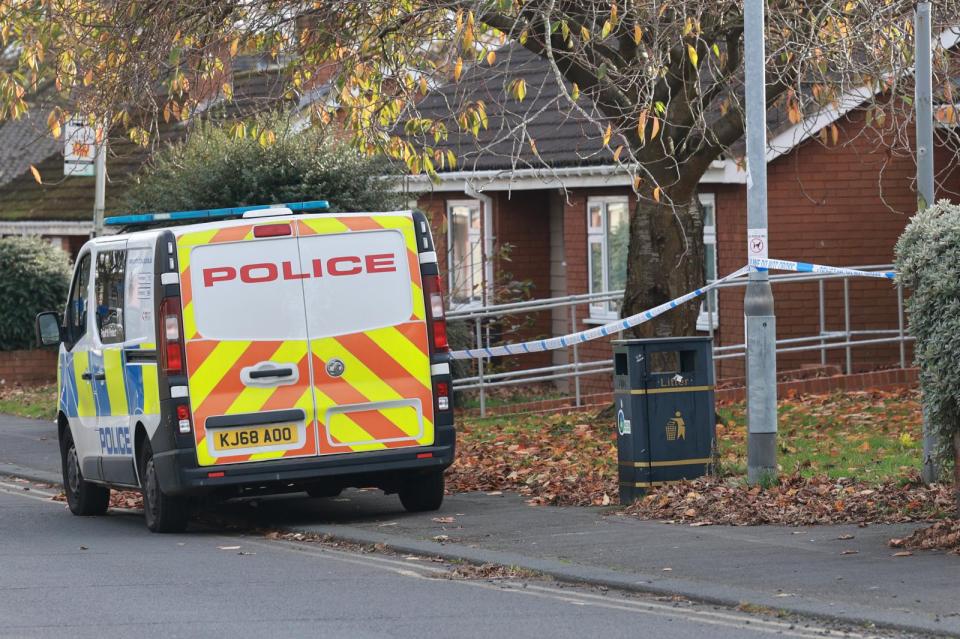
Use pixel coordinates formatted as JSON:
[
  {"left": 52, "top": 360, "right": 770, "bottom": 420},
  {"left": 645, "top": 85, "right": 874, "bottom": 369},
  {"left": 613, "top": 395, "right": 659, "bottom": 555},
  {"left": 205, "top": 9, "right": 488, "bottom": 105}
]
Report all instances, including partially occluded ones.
[
  {"left": 59, "top": 352, "right": 79, "bottom": 418},
  {"left": 748, "top": 257, "right": 896, "bottom": 280},
  {"left": 87, "top": 351, "right": 111, "bottom": 416}
]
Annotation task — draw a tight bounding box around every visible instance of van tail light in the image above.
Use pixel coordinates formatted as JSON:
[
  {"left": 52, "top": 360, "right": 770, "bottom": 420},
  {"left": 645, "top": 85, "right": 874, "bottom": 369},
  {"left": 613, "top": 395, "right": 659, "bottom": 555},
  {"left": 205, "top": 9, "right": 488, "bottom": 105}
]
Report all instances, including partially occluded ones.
[
  {"left": 424, "top": 275, "right": 448, "bottom": 352},
  {"left": 176, "top": 404, "right": 192, "bottom": 434},
  {"left": 435, "top": 381, "right": 450, "bottom": 411},
  {"left": 159, "top": 297, "right": 185, "bottom": 376}
]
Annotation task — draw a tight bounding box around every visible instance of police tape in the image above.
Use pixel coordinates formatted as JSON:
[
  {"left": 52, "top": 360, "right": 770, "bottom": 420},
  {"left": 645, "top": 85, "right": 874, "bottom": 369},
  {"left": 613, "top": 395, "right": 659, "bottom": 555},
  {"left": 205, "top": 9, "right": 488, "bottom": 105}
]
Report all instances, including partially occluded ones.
[
  {"left": 747, "top": 257, "right": 896, "bottom": 280},
  {"left": 448, "top": 265, "right": 751, "bottom": 360}
]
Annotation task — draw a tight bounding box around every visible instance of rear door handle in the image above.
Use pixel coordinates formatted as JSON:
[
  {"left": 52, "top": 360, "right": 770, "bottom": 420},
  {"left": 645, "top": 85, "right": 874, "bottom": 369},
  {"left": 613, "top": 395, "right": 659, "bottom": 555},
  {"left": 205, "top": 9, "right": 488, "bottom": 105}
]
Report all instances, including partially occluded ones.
[
  {"left": 81, "top": 371, "right": 106, "bottom": 381},
  {"left": 249, "top": 367, "right": 294, "bottom": 379},
  {"left": 241, "top": 362, "right": 300, "bottom": 387}
]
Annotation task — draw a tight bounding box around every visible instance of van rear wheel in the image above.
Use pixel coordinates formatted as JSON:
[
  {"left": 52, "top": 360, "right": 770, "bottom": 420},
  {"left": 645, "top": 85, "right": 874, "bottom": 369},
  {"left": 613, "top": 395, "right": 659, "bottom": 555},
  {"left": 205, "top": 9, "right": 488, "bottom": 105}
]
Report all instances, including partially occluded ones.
[
  {"left": 398, "top": 470, "right": 444, "bottom": 513},
  {"left": 141, "top": 443, "right": 190, "bottom": 533},
  {"left": 61, "top": 430, "right": 109, "bottom": 516}
]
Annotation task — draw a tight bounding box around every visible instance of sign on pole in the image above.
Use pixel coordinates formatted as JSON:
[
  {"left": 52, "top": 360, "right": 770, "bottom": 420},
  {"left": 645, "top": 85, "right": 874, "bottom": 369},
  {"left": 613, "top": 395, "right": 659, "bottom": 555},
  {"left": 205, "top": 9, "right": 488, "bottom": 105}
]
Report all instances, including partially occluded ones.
[{"left": 64, "top": 120, "right": 96, "bottom": 177}]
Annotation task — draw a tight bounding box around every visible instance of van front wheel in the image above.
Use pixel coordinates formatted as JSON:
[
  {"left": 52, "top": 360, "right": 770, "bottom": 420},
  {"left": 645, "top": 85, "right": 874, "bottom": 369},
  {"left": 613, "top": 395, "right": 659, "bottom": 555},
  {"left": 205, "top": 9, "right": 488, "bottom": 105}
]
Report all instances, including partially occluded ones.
[
  {"left": 398, "top": 470, "right": 445, "bottom": 513},
  {"left": 141, "top": 443, "right": 190, "bottom": 533},
  {"left": 61, "top": 431, "right": 109, "bottom": 516}
]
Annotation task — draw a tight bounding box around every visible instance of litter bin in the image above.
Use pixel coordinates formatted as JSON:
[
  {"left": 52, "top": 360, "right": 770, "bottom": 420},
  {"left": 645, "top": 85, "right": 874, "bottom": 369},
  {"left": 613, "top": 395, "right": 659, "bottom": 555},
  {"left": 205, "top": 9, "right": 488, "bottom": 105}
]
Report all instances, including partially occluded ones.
[{"left": 613, "top": 337, "right": 716, "bottom": 505}]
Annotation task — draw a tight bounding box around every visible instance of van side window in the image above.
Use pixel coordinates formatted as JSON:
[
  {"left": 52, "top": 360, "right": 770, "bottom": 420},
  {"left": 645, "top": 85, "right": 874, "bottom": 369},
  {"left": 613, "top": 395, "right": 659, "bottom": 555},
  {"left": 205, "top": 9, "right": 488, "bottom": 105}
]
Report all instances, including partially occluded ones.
[
  {"left": 95, "top": 250, "right": 127, "bottom": 344},
  {"left": 66, "top": 253, "right": 91, "bottom": 346}
]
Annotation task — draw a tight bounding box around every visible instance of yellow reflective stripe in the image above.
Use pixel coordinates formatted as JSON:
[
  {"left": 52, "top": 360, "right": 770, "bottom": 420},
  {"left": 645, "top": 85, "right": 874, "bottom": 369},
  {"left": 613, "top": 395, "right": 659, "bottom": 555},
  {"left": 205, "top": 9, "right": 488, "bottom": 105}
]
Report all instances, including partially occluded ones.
[
  {"left": 72, "top": 352, "right": 96, "bottom": 418},
  {"left": 301, "top": 218, "right": 351, "bottom": 235},
  {"left": 365, "top": 326, "right": 430, "bottom": 385},
  {"left": 410, "top": 282, "right": 425, "bottom": 320},
  {"left": 377, "top": 404, "right": 420, "bottom": 437},
  {"left": 103, "top": 349, "right": 128, "bottom": 416},
  {"left": 248, "top": 450, "right": 286, "bottom": 462},
  {"left": 224, "top": 342, "right": 307, "bottom": 415},
  {"left": 195, "top": 436, "right": 217, "bottom": 466},
  {"left": 315, "top": 389, "right": 387, "bottom": 452},
  {"left": 175, "top": 229, "right": 218, "bottom": 248},
  {"left": 313, "top": 340, "right": 400, "bottom": 403},
  {"left": 142, "top": 365, "right": 160, "bottom": 415},
  {"left": 188, "top": 340, "right": 250, "bottom": 408}
]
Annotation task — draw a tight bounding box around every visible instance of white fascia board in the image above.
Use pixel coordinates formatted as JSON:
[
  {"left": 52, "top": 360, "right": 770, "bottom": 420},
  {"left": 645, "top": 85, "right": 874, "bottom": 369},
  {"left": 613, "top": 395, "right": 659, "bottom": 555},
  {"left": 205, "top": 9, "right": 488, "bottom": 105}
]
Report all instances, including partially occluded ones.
[{"left": 395, "top": 159, "right": 745, "bottom": 193}]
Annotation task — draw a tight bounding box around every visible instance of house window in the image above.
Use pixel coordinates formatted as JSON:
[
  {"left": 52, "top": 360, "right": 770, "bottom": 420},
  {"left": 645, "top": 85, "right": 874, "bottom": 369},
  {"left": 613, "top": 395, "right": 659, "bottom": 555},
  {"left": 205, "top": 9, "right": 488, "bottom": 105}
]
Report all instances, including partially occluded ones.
[
  {"left": 697, "top": 193, "right": 719, "bottom": 331},
  {"left": 585, "top": 195, "right": 718, "bottom": 327},
  {"left": 447, "top": 200, "right": 484, "bottom": 307},
  {"left": 587, "top": 197, "right": 630, "bottom": 319}
]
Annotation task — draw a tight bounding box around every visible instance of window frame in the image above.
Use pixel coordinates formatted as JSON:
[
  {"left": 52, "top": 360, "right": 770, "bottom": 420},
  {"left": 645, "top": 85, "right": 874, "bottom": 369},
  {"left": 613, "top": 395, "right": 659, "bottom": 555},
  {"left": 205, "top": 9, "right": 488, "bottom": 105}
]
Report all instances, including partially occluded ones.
[
  {"left": 64, "top": 251, "right": 92, "bottom": 349},
  {"left": 697, "top": 193, "right": 719, "bottom": 331},
  {"left": 94, "top": 248, "right": 128, "bottom": 345},
  {"left": 446, "top": 199, "right": 485, "bottom": 309},
  {"left": 586, "top": 196, "right": 629, "bottom": 321}
]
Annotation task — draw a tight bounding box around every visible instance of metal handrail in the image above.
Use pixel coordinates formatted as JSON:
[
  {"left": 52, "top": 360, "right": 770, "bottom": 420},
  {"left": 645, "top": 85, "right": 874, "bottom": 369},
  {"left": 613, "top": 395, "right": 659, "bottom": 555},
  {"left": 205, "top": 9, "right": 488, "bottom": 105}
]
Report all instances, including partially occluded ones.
[{"left": 451, "top": 263, "right": 908, "bottom": 416}]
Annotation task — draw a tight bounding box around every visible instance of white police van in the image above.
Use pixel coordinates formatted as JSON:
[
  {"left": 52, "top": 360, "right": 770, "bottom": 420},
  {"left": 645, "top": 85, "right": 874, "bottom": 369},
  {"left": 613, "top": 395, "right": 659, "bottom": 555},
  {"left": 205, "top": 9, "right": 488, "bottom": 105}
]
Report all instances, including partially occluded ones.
[{"left": 37, "top": 201, "right": 455, "bottom": 532}]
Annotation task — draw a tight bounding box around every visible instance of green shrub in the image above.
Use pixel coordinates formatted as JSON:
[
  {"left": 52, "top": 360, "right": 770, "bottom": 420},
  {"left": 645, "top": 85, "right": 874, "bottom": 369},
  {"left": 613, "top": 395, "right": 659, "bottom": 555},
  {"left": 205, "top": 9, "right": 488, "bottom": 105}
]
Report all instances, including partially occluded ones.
[
  {"left": 124, "top": 112, "right": 404, "bottom": 214},
  {"left": 0, "top": 237, "right": 72, "bottom": 351},
  {"left": 895, "top": 200, "right": 960, "bottom": 472}
]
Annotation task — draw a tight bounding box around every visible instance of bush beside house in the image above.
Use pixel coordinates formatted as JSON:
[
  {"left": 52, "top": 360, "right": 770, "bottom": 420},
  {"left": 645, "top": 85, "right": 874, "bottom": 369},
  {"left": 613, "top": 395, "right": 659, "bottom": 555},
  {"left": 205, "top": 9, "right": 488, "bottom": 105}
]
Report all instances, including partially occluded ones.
[
  {"left": 896, "top": 200, "right": 960, "bottom": 497},
  {"left": 0, "top": 237, "right": 71, "bottom": 384}
]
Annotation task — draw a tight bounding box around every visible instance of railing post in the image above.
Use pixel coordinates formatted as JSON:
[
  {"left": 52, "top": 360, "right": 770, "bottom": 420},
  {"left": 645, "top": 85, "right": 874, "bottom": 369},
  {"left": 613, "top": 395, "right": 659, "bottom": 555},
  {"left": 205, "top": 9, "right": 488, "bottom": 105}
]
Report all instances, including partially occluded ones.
[
  {"left": 818, "top": 279, "right": 826, "bottom": 367},
  {"left": 571, "top": 304, "right": 581, "bottom": 407},
  {"left": 475, "top": 317, "right": 486, "bottom": 417},
  {"left": 843, "top": 278, "right": 852, "bottom": 374},
  {"left": 897, "top": 282, "right": 906, "bottom": 369},
  {"left": 706, "top": 287, "right": 717, "bottom": 383}
]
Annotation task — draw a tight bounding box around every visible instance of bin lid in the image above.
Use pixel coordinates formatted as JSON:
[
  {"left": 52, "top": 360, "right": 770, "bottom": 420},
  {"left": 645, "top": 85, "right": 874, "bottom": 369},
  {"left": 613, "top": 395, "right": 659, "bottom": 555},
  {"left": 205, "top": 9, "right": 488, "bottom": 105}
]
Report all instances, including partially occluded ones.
[{"left": 611, "top": 336, "right": 713, "bottom": 345}]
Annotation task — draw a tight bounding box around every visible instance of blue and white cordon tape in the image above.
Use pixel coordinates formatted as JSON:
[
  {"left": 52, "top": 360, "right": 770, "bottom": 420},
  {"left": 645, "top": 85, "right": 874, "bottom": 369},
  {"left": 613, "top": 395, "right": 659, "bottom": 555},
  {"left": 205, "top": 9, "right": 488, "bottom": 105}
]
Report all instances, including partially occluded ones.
[
  {"left": 449, "top": 258, "right": 898, "bottom": 360},
  {"left": 747, "top": 257, "right": 896, "bottom": 280}
]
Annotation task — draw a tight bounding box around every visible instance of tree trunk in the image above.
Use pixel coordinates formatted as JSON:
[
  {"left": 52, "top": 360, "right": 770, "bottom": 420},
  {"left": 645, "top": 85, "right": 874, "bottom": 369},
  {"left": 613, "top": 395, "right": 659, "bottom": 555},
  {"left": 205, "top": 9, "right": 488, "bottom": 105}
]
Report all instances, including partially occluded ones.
[{"left": 622, "top": 192, "right": 706, "bottom": 338}]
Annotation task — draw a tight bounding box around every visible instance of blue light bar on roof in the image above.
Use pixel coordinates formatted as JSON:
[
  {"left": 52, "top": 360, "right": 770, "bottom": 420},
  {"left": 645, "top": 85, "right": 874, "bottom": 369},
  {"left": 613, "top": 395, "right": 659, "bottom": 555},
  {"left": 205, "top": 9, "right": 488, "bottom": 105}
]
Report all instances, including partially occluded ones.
[{"left": 104, "top": 200, "right": 330, "bottom": 226}]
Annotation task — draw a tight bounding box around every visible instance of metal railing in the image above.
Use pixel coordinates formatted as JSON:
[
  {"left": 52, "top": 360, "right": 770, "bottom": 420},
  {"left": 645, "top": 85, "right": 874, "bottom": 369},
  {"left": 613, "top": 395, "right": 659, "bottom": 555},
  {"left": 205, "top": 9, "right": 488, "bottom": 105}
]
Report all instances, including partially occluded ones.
[{"left": 450, "top": 264, "right": 911, "bottom": 416}]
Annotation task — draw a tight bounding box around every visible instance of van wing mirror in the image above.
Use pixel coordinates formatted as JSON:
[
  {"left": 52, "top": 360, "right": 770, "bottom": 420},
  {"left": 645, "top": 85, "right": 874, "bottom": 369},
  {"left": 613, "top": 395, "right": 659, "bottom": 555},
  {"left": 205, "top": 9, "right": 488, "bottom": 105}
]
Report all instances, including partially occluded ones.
[{"left": 35, "top": 312, "right": 62, "bottom": 348}]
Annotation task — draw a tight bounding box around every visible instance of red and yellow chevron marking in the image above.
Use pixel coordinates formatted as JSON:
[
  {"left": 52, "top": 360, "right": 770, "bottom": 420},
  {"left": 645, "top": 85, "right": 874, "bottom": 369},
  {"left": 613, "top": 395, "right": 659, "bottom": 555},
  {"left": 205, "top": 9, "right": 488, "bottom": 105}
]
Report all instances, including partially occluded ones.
[
  {"left": 313, "top": 320, "right": 434, "bottom": 454},
  {"left": 187, "top": 339, "right": 317, "bottom": 466}
]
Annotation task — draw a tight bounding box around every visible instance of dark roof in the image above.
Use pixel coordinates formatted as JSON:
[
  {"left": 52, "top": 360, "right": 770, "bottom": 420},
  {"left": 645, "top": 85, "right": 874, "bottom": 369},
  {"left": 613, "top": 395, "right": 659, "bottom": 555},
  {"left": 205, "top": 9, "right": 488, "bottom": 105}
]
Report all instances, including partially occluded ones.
[
  {"left": 0, "top": 64, "right": 298, "bottom": 224},
  {"left": 406, "top": 44, "right": 618, "bottom": 172}
]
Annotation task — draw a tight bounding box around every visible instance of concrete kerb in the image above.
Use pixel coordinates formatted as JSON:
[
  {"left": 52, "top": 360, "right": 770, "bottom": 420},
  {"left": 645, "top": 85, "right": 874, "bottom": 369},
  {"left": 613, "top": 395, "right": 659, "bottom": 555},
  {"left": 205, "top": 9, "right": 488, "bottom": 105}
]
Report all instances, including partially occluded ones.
[
  {"left": 287, "top": 522, "right": 956, "bottom": 638},
  {"left": 0, "top": 463, "right": 60, "bottom": 486}
]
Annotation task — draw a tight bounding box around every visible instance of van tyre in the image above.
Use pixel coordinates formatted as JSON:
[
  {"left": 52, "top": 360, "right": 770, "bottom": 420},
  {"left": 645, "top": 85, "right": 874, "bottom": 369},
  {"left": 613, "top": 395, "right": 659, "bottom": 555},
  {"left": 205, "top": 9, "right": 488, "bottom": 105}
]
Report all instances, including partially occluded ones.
[
  {"left": 398, "top": 470, "right": 445, "bottom": 512},
  {"left": 141, "top": 443, "right": 190, "bottom": 533},
  {"left": 61, "top": 430, "right": 110, "bottom": 516}
]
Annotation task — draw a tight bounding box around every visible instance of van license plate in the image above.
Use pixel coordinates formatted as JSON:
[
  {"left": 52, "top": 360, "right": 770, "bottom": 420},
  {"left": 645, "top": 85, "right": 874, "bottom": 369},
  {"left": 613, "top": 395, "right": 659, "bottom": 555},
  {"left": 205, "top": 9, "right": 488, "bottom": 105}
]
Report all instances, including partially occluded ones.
[{"left": 212, "top": 424, "right": 297, "bottom": 451}]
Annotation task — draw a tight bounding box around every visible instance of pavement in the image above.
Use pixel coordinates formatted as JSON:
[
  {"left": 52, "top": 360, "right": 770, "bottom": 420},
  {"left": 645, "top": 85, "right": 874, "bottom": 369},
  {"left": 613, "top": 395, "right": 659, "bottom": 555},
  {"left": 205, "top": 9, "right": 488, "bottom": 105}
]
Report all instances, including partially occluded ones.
[{"left": 3, "top": 413, "right": 959, "bottom": 637}]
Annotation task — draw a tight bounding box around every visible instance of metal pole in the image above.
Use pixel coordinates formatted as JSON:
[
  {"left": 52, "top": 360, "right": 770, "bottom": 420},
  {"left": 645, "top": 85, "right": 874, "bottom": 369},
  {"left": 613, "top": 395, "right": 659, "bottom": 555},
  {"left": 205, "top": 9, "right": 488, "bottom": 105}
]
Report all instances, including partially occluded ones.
[
  {"left": 744, "top": 0, "right": 778, "bottom": 485},
  {"left": 897, "top": 283, "right": 906, "bottom": 369},
  {"left": 571, "top": 305, "right": 581, "bottom": 406},
  {"left": 91, "top": 123, "right": 107, "bottom": 237},
  {"left": 476, "top": 318, "right": 486, "bottom": 417},
  {"left": 843, "top": 278, "right": 852, "bottom": 374},
  {"left": 818, "top": 280, "right": 827, "bottom": 366},
  {"left": 916, "top": 1, "right": 938, "bottom": 484}
]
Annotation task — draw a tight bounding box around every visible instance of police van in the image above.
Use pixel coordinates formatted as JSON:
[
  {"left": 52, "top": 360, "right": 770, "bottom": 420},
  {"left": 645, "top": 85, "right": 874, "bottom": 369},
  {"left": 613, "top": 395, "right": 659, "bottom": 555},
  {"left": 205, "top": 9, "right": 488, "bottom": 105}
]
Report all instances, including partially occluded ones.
[{"left": 36, "top": 201, "right": 455, "bottom": 532}]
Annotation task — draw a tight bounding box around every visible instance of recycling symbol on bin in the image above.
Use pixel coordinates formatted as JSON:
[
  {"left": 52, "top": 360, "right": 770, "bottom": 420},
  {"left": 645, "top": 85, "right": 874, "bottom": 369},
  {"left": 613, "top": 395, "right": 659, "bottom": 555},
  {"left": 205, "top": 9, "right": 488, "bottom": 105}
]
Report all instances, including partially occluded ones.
[{"left": 617, "top": 409, "right": 631, "bottom": 436}]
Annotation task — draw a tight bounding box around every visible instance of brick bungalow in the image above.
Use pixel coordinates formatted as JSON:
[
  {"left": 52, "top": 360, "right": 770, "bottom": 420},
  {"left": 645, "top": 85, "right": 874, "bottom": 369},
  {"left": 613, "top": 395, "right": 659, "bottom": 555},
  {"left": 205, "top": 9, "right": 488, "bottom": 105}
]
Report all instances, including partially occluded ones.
[{"left": 399, "top": 44, "right": 960, "bottom": 389}]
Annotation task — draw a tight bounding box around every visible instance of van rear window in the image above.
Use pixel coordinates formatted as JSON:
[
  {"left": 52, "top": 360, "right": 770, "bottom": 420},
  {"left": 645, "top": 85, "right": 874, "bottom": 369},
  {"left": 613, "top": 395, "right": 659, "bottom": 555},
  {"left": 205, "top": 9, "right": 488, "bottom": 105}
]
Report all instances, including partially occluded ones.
[{"left": 188, "top": 230, "right": 414, "bottom": 342}]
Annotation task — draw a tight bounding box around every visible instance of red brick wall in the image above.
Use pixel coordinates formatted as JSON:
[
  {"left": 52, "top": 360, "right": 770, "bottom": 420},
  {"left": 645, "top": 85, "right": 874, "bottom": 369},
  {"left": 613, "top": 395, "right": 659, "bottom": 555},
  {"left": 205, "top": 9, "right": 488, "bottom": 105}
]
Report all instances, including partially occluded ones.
[{"left": 0, "top": 349, "right": 58, "bottom": 384}]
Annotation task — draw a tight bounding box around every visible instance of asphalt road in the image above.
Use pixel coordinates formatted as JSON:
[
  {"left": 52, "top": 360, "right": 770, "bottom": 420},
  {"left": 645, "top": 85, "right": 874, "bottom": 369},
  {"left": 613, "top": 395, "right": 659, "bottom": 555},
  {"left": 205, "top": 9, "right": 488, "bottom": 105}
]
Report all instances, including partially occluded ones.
[{"left": 0, "top": 480, "right": 897, "bottom": 639}]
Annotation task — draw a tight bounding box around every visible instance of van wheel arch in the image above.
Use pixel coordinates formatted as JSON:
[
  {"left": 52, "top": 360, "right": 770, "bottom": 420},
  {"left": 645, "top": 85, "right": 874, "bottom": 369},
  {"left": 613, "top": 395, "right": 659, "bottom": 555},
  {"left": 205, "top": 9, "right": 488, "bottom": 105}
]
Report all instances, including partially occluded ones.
[
  {"left": 57, "top": 413, "right": 72, "bottom": 455},
  {"left": 134, "top": 422, "right": 149, "bottom": 487}
]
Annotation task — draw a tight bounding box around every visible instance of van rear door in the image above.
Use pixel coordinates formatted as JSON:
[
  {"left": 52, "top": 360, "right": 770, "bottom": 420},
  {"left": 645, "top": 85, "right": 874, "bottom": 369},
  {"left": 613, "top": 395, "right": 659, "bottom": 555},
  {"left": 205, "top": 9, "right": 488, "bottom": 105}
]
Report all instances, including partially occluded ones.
[
  {"left": 296, "top": 214, "right": 435, "bottom": 454},
  {"left": 177, "top": 221, "right": 317, "bottom": 467}
]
